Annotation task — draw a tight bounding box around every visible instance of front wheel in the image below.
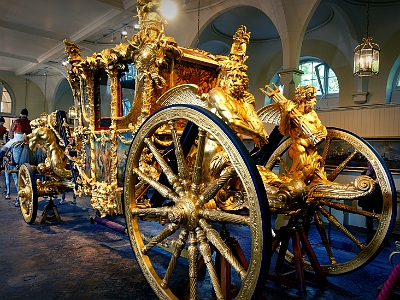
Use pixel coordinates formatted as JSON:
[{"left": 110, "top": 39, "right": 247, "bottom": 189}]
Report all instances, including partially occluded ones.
[{"left": 18, "top": 163, "right": 38, "bottom": 224}]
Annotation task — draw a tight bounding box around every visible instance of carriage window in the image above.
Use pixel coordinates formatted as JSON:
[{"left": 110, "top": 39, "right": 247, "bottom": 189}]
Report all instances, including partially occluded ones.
[
  {"left": 97, "top": 71, "right": 112, "bottom": 129},
  {"left": 120, "top": 63, "right": 136, "bottom": 116},
  {"left": 95, "top": 64, "right": 136, "bottom": 129}
]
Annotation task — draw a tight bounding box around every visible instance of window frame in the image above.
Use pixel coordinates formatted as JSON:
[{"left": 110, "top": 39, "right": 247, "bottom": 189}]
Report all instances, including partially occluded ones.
[
  {"left": 266, "top": 58, "right": 339, "bottom": 106},
  {"left": 0, "top": 80, "right": 14, "bottom": 116},
  {"left": 394, "top": 67, "right": 400, "bottom": 90},
  {"left": 299, "top": 57, "right": 339, "bottom": 97}
]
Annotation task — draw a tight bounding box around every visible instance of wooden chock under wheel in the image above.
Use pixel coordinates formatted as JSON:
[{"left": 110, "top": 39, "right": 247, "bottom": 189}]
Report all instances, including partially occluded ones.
[
  {"left": 41, "top": 198, "right": 62, "bottom": 224},
  {"left": 269, "top": 224, "right": 328, "bottom": 297}
]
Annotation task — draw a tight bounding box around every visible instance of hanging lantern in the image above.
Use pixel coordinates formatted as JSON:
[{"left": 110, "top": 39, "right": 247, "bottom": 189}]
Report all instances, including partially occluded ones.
[
  {"left": 353, "top": 0, "right": 380, "bottom": 77},
  {"left": 353, "top": 36, "right": 380, "bottom": 77}
]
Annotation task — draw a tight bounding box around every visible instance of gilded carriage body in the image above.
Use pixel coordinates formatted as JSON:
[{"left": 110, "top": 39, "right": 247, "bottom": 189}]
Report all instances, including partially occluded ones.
[
  {"left": 27, "top": 1, "right": 260, "bottom": 218},
  {"left": 17, "top": 0, "right": 224, "bottom": 219},
  {"left": 57, "top": 0, "right": 230, "bottom": 217},
  {"left": 63, "top": 41, "right": 221, "bottom": 216}
]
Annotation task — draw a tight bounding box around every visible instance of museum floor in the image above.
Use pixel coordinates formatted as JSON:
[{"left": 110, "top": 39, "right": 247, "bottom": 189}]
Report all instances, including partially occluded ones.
[{"left": 0, "top": 174, "right": 399, "bottom": 300}]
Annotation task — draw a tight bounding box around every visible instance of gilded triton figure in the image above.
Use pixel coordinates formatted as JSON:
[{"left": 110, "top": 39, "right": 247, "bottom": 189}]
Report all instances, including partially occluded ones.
[
  {"left": 257, "top": 83, "right": 377, "bottom": 210},
  {"left": 205, "top": 25, "right": 269, "bottom": 148},
  {"left": 260, "top": 84, "right": 327, "bottom": 184}
]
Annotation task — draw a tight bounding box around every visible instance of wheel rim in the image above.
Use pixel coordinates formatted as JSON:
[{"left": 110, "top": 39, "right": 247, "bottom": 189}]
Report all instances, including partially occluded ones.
[
  {"left": 18, "top": 163, "right": 38, "bottom": 224},
  {"left": 265, "top": 127, "right": 396, "bottom": 275},
  {"left": 124, "top": 104, "right": 271, "bottom": 299}
]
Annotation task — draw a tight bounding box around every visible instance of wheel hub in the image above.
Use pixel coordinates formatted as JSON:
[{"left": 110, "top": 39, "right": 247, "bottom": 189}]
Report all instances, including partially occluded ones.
[
  {"left": 18, "top": 186, "right": 31, "bottom": 199},
  {"left": 277, "top": 178, "right": 307, "bottom": 210},
  {"left": 168, "top": 198, "right": 199, "bottom": 230}
]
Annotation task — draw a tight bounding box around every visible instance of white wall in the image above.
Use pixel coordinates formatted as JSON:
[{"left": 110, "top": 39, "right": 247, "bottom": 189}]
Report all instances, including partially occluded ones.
[
  {"left": 318, "top": 104, "right": 400, "bottom": 138},
  {"left": 55, "top": 89, "right": 74, "bottom": 113},
  {"left": 0, "top": 74, "right": 47, "bottom": 122}
]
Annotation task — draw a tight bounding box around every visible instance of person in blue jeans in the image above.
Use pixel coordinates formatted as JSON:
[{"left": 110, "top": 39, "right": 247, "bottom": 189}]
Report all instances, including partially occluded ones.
[
  {"left": 1, "top": 130, "right": 25, "bottom": 206},
  {"left": 57, "top": 192, "right": 76, "bottom": 205}
]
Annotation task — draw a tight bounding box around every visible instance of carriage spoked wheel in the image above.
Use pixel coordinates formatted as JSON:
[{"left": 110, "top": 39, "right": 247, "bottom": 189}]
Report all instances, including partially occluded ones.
[
  {"left": 124, "top": 104, "right": 271, "bottom": 299},
  {"left": 18, "top": 163, "right": 38, "bottom": 224},
  {"left": 265, "top": 127, "right": 397, "bottom": 275}
]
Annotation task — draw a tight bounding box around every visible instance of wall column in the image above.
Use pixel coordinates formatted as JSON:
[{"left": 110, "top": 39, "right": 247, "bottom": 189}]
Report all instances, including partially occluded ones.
[{"left": 278, "top": 68, "right": 304, "bottom": 99}]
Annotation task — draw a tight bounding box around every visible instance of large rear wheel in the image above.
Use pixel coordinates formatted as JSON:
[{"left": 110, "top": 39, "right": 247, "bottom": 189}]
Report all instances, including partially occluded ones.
[{"left": 124, "top": 104, "right": 271, "bottom": 299}]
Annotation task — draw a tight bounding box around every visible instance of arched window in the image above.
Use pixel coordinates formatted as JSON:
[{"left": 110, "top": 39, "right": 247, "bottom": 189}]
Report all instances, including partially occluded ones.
[
  {"left": 267, "top": 57, "right": 339, "bottom": 107},
  {"left": 0, "top": 81, "right": 12, "bottom": 114},
  {"left": 299, "top": 57, "right": 339, "bottom": 96},
  {"left": 390, "top": 64, "right": 400, "bottom": 103}
]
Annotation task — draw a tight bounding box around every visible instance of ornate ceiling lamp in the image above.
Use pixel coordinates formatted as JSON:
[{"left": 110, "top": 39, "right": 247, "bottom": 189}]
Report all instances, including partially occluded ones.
[{"left": 353, "top": 0, "right": 380, "bottom": 77}]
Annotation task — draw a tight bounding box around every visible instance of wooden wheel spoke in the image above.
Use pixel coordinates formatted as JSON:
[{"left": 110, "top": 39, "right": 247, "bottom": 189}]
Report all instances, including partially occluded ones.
[
  {"left": 131, "top": 206, "right": 170, "bottom": 218},
  {"left": 318, "top": 199, "right": 380, "bottom": 219},
  {"left": 20, "top": 197, "right": 28, "bottom": 205},
  {"left": 198, "top": 209, "right": 250, "bottom": 226},
  {"left": 134, "top": 182, "right": 151, "bottom": 199},
  {"left": 198, "top": 218, "right": 246, "bottom": 280},
  {"left": 144, "top": 138, "right": 184, "bottom": 195},
  {"left": 319, "top": 206, "right": 365, "bottom": 250},
  {"left": 321, "top": 136, "right": 333, "bottom": 161},
  {"left": 278, "top": 156, "right": 290, "bottom": 173},
  {"left": 314, "top": 212, "right": 337, "bottom": 264},
  {"left": 191, "top": 129, "right": 207, "bottom": 194},
  {"left": 326, "top": 150, "right": 358, "bottom": 181},
  {"left": 195, "top": 227, "right": 224, "bottom": 299},
  {"left": 161, "top": 229, "right": 189, "bottom": 289},
  {"left": 196, "top": 167, "right": 236, "bottom": 208},
  {"left": 21, "top": 175, "right": 29, "bottom": 185},
  {"left": 133, "top": 167, "right": 179, "bottom": 202},
  {"left": 187, "top": 231, "right": 198, "bottom": 299},
  {"left": 168, "top": 120, "right": 190, "bottom": 183},
  {"left": 141, "top": 223, "right": 180, "bottom": 254}
]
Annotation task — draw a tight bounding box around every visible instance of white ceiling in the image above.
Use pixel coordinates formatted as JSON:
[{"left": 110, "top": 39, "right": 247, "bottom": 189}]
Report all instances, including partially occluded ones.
[
  {"left": 0, "top": 0, "right": 225, "bottom": 77},
  {"left": 0, "top": 0, "right": 398, "bottom": 78}
]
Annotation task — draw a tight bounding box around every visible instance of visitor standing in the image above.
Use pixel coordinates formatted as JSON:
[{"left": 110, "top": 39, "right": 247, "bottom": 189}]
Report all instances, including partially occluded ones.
[
  {"left": 0, "top": 117, "right": 8, "bottom": 144},
  {"left": 9, "top": 108, "right": 31, "bottom": 139}
]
